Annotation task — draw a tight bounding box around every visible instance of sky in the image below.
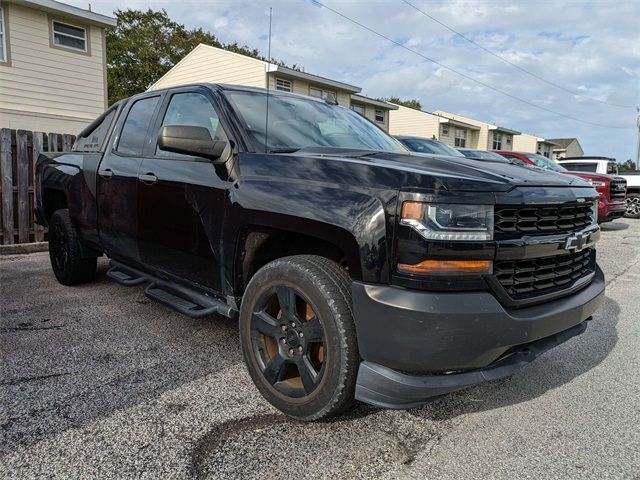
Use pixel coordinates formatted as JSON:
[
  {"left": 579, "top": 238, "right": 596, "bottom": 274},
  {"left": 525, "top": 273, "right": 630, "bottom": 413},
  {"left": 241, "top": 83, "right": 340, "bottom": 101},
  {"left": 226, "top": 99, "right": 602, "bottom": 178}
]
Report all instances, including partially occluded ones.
[{"left": 76, "top": 0, "right": 639, "bottom": 162}]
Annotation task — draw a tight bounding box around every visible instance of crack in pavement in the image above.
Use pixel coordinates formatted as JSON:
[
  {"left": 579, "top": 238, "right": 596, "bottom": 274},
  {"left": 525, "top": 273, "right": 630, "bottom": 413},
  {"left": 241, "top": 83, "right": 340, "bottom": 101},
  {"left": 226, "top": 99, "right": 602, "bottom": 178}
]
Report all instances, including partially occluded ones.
[
  {"left": 1, "top": 325, "right": 64, "bottom": 333},
  {"left": 1, "top": 372, "right": 71, "bottom": 386}
]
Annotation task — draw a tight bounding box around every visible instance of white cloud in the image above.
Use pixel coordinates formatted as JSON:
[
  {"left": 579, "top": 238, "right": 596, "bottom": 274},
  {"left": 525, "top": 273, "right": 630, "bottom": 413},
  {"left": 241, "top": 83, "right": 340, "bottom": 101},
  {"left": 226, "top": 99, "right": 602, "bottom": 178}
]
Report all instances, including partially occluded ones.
[{"left": 73, "top": 0, "right": 639, "bottom": 160}]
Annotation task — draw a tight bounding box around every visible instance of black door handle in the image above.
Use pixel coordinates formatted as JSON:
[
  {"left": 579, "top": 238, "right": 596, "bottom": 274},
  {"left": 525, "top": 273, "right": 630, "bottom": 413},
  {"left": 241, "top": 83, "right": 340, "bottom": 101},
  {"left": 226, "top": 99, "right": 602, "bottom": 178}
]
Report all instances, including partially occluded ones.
[
  {"left": 99, "top": 168, "right": 114, "bottom": 179},
  {"left": 139, "top": 173, "right": 158, "bottom": 185}
]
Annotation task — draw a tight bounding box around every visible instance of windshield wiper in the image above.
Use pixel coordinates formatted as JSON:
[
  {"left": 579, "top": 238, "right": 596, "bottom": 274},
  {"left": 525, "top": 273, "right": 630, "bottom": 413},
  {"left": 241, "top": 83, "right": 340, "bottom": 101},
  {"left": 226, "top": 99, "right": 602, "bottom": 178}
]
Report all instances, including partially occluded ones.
[{"left": 267, "top": 148, "right": 300, "bottom": 154}]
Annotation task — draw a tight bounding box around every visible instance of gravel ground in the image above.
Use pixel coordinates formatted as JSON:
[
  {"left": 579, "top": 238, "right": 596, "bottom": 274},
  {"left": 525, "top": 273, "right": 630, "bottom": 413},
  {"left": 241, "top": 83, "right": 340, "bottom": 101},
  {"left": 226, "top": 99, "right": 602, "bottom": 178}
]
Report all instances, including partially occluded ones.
[{"left": 1, "top": 219, "right": 639, "bottom": 479}]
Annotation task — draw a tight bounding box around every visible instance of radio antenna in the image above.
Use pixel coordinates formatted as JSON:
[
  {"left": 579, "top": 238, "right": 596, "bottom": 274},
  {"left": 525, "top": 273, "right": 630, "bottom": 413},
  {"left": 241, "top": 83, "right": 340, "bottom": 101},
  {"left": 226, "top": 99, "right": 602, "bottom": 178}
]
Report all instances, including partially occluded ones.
[{"left": 264, "top": 7, "right": 273, "bottom": 153}]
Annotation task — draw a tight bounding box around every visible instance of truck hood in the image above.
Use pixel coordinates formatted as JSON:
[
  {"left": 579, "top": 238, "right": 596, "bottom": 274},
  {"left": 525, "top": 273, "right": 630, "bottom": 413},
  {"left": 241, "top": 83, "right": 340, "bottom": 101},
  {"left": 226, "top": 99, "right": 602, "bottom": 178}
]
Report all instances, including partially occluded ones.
[{"left": 294, "top": 148, "right": 591, "bottom": 192}]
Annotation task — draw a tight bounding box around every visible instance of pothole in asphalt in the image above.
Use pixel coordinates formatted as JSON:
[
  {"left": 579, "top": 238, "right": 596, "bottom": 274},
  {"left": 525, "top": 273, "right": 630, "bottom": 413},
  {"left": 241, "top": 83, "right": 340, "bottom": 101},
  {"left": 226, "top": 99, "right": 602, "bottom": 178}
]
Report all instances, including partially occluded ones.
[{"left": 189, "top": 407, "right": 441, "bottom": 479}]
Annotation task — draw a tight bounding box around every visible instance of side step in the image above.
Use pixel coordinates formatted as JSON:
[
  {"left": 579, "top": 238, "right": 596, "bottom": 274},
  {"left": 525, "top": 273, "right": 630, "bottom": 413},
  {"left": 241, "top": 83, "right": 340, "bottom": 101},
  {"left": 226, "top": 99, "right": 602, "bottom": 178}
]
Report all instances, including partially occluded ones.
[
  {"left": 107, "top": 265, "right": 147, "bottom": 286},
  {"left": 107, "top": 260, "right": 237, "bottom": 319}
]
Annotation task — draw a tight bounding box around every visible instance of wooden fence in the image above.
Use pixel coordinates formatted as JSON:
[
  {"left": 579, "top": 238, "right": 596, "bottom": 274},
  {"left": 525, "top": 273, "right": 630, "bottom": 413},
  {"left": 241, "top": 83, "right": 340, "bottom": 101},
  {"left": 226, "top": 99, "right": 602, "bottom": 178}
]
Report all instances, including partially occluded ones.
[{"left": 0, "top": 129, "right": 75, "bottom": 245}]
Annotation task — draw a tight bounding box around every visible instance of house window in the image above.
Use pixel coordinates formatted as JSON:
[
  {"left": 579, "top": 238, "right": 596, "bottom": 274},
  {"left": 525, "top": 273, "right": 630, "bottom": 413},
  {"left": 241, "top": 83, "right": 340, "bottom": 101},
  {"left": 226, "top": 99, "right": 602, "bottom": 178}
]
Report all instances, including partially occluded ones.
[
  {"left": 492, "top": 132, "right": 503, "bottom": 150},
  {"left": 309, "top": 86, "right": 337, "bottom": 101},
  {"left": 0, "top": 6, "right": 6, "bottom": 62},
  {"left": 441, "top": 124, "right": 449, "bottom": 137},
  {"left": 275, "top": 78, "right": 292, "bottom": 92},
  {"left": 374, "top": 109, "right": 385, "bottom": 123},
  {"left": 454, "top": 129, "right": 467, "bottom": 147},
  {"left": 351, "top": 103, "right": 365, "bottom": 116},
  {"left": 52, "top": 20, "right": 87, "bottom": 51},
  {"left": 506, "top": 135, "right": 512, "bottom": 145}
]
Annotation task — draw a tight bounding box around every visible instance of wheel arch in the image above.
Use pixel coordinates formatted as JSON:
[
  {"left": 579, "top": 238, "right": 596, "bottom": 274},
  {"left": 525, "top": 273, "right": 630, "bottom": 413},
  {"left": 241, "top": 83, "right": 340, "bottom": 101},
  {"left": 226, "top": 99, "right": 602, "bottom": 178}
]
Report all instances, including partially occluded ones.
[{"left": 232, "top": 221, "right": 362, "bottom": 296}]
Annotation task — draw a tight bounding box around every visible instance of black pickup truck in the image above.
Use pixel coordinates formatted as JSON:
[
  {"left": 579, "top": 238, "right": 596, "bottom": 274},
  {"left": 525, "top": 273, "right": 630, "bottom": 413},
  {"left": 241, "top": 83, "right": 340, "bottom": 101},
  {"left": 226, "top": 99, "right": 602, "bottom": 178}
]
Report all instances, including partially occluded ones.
[{"left": 36, "top": 84, "right": 605, "bottom": 420}]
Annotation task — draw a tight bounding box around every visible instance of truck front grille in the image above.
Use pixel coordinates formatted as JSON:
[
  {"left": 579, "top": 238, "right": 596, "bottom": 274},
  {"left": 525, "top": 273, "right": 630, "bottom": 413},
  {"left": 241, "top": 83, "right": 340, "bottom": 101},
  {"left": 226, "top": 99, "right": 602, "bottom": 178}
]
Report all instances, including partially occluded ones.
[
  {"left": 494, "top": 202, "right": 593, "bottom": 238},
  {"left": 610, "top": 179, "right": 627, "bottom": 199},
  {"left": 494, "top": 248, "right": 593, "bottom": 300}
]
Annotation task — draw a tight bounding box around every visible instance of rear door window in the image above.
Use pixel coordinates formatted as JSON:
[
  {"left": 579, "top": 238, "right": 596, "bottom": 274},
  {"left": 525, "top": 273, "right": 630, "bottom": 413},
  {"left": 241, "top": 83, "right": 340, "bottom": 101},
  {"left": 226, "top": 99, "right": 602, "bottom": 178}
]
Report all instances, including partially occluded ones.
[{"left": 116, "top": 96, "right": 161, "bottom": 156}]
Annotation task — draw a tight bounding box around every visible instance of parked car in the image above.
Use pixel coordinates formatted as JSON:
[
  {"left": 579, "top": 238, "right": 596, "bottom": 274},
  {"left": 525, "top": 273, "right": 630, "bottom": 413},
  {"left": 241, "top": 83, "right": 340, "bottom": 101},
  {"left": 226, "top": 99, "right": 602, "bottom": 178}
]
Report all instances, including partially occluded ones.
[
  {"left": 36, "top": 84, "right": 605, "bottom": 420},
  {"left": 558, "top": 156, "right": 640, "bottom": 219},
  {"left": 496, "top": 151, "right": 627, "bottom": 223},
  {"left": 457, "top": 148, "right": 515, "bottom": 163},
  {"left": 394, "top": 135, "right": 465, "bottom": 156}
]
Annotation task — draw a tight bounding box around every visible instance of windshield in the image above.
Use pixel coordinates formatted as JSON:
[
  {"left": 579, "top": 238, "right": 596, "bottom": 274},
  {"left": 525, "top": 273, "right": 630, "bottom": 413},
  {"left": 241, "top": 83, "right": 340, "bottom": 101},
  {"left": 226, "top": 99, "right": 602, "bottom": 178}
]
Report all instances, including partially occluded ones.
[
  {"left": 399, "top": 138, "right": 464, "bottom": 157},
  {"left": 225, "top": 90, "right": 405, "bottom": 153},
  {"left": 460, "top": 150, "right": 509, "bottom": 162},
  {"left": 524, "top": 153, "right": 567, "bottom": 172}
]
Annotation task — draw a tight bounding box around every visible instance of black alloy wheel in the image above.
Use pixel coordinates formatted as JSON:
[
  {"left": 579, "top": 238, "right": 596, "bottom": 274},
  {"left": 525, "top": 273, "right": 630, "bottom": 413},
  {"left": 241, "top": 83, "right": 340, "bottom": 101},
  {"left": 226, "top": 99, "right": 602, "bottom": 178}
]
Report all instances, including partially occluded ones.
[
  {"left": 250, "top": 285, "right": 327, "bottom": 398},
  {"left": 240, "top": 255, "right": 358, "bottom": 421},
  {"left": 48, "top": 209, "right": 97, "bottom": 285},
  {"left": 49, "top": 221, "right": 69, "bottom": 277}
]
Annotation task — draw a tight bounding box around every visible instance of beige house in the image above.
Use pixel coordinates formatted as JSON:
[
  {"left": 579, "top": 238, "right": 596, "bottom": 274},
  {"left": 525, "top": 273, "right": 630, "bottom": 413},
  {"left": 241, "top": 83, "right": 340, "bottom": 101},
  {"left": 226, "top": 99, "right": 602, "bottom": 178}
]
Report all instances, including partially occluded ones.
[
  {"left": 433, "top": 111, "right": 521, "bottom": 151},
  {"left": 150, "top": 44, "right": 397, "bottom": 131},
  {"left": 512, "top": 133, "right": 558, "bottom": 158},
  {"left": 0, "top": 0, "right": 115, "bottom": 134},
  {"left": 546, "top": 138, "right": 584, "bottom": 159},
  {"left": 389, "top": 105, "right": 480, "bottom": 148}
]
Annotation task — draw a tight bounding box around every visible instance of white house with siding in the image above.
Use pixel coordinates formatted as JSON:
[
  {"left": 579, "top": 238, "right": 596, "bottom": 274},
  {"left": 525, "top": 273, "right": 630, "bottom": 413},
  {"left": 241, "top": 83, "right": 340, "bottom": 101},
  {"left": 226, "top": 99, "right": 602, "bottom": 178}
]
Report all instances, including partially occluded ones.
[
  {"left": 546, "top": 138, "right": 584, "bottom": 160},
  {"left": 512, "top": 132, "right": 558, "bottom": 158},
  {"left": 433, "top": 110, "right": 521, "bottom": 151},
  {"left": 389, "top": 105, "right": 480, "bottom": 148},
  {"left": 0, "top": 0, "right": 115, "bottom": 134},
  {"left": 149, "top": 44, "right": 398, "bottom": 132}
]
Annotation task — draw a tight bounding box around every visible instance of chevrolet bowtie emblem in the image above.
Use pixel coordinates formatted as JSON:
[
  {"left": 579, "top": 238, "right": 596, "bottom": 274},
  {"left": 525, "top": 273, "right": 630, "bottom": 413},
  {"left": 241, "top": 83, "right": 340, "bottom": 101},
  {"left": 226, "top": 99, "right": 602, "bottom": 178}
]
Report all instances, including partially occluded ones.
[{"left": 565, "top": 232, "right": 590, "bottom": 252}]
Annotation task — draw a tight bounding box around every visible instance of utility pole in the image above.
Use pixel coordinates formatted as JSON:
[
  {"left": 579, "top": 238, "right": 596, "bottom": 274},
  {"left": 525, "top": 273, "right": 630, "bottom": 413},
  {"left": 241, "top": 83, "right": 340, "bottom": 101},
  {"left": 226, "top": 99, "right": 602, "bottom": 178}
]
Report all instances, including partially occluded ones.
[{"left": 636, "top": 108, "right": 640, "bottom": 170}]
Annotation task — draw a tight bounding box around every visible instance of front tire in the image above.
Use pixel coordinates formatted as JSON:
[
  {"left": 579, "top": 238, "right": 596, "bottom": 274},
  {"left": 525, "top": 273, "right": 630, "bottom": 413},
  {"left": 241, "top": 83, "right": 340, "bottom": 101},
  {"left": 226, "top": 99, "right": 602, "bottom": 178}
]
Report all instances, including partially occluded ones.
[
  {"left": 625, "top": 193, "right": 640, "bottom": 219},
  {"left": 239, "top": 255, "right": 358, "bottom": 421},
  {"left": 49, "top": 209, "right": 97, "bottom": 285}
]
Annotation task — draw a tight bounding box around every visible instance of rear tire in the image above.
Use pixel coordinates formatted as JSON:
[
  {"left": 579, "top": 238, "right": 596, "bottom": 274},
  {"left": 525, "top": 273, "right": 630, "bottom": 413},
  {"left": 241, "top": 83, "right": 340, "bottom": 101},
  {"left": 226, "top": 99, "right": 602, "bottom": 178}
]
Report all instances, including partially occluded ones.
[
  {"left": 625, "top": 193, "right": 640, "bottom": 219},
  {"left": 49, "top": 209, "right": 97, "bottom": 285},
  {"left": 239, "top": 255, "right": 358, "bottom": 421}
]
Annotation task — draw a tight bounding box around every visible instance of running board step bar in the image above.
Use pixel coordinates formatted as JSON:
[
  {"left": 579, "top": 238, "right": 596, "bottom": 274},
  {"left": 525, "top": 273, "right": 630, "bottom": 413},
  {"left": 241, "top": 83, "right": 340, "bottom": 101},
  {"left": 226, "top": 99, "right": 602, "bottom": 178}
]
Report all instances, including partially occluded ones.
[
  {"left": 107, "top": 266, "right": 147, "bottom": 286},
  {"left": 107, "top": 260, "right": 237, "bottom": 319}
]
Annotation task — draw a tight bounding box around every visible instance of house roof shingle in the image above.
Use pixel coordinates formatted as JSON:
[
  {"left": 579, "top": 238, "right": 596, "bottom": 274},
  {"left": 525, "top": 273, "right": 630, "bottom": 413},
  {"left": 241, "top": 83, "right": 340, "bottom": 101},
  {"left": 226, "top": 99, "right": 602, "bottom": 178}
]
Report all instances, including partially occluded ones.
[{"left": 546, "top": 138, "right": 577, "bottom": 149}]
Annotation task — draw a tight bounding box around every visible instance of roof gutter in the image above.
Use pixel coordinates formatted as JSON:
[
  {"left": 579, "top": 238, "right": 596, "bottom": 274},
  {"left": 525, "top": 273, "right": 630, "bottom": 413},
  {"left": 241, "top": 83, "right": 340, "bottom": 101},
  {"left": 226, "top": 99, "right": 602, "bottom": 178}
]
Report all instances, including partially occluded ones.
[
  {"left": 12, "top": 0, "right": 116, "bottom": 26},
  {"left": 267, "top": 64, "right": 361, "bottom": 94}
]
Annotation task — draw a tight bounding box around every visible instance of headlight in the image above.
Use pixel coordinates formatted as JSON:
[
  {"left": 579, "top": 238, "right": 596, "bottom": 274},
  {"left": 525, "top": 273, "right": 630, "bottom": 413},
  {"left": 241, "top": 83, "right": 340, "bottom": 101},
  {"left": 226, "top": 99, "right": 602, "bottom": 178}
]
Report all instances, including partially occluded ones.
[
  {"left": 588, "top": 180, "right": 605, "bottom": 187},
  {"left": 400, "top": 202, "right": 493, "bottom": 241},
  {"left": 591, "top": 201, "right": 598, "bottom": 224}
]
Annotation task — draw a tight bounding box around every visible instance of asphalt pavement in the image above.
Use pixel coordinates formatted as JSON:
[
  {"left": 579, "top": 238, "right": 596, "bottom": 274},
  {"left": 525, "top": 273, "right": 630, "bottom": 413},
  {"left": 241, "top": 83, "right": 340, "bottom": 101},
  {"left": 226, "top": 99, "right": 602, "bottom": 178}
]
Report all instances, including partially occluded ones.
[{"left": 1, "top": 219, "right": 639, "bottom": 479}]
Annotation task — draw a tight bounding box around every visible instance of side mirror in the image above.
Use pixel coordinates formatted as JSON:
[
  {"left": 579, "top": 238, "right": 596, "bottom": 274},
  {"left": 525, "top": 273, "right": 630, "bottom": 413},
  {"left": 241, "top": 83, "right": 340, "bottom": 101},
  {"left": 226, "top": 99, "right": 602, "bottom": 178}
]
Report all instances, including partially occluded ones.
[{"left": 157, "top": 125, "right": 228, "bottom": 162}]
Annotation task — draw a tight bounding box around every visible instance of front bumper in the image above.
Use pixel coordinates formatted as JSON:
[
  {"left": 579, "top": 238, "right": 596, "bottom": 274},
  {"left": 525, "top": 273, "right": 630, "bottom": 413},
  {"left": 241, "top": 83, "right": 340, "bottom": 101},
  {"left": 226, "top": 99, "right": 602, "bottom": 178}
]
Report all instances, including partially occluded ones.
[
  {"left": 352, "top": 266, "right": 605, "bottom": 408},
  {"left": 599, "top": 199, "right": 626, "bottom": 222}
]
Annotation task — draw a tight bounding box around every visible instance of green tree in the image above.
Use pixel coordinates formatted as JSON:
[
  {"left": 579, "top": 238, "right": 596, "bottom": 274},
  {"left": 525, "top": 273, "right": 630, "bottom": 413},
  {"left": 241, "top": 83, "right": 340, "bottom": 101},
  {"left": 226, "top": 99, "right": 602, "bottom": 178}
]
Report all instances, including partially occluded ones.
[
  {"left": 618, "top": 159, "right": 637, "bottom": 171},
  {"left": 381, "top": 97, "right": 422, "bottom": 110},
  {"left": 106, "top": 9, "right": 265, "bottom": 104}
]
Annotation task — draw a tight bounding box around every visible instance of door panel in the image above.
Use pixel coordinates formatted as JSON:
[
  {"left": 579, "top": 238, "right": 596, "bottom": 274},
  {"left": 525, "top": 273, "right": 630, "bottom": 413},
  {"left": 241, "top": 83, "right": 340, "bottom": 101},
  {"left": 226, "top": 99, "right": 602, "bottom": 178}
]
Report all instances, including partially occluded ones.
[
  {"left": 97, "top": 95, "right": 161, "bottom": 263},
  {"left": 137, "top": 89, "right": 230, "bottom": 291},
  {"left": 137, "top": 159, "right": 226, "bottom": 289},
  {"left": 97, "top": 154, "right": 142, "bottom": 261}
]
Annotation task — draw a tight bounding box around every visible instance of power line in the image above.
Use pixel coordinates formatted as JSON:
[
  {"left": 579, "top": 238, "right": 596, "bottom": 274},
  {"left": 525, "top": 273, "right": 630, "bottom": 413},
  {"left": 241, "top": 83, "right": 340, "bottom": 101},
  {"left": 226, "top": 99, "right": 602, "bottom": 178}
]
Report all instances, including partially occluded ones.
[
  {"left": 400, "top": 0, "right": 635, "bottom": 109},
  {"left": 308, "top": 0, "right": 634, "bottom": 130}
]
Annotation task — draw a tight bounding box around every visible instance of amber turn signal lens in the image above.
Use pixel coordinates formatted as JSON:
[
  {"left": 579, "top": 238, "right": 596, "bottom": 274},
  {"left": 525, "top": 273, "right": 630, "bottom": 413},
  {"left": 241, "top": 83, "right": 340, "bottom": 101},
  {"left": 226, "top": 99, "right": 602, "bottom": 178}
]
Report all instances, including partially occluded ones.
[
  {"left": 400, "top": 201, "right": 425, "bottom": 221},
  {"left": 397, "top": 259, "right": 492, "bottom": 274}
]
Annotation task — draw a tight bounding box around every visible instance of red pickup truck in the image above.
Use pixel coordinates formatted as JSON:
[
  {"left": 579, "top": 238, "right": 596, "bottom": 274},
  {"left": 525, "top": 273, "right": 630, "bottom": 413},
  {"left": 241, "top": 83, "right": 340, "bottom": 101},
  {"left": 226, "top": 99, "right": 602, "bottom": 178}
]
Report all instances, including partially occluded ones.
[{"left": 496, "top": 151, "right": 627, "bottom": 223}]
